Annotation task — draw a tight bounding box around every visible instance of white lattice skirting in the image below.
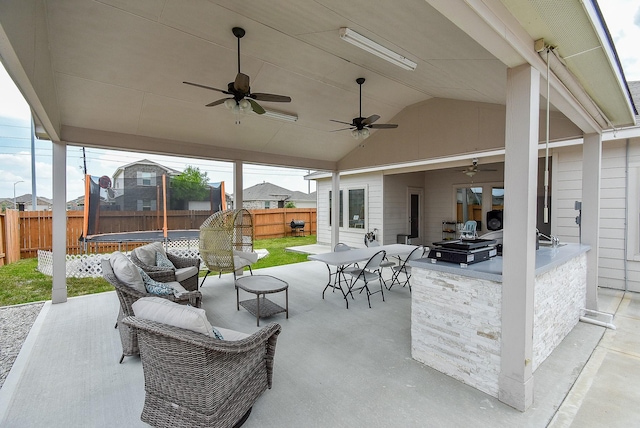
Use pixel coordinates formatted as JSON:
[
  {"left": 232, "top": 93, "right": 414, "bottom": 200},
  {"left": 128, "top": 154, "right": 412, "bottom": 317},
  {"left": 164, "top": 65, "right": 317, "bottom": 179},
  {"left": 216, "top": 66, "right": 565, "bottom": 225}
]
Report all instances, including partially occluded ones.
[{"left": 37, "top": 239, "right": 203, "bottom": 278}]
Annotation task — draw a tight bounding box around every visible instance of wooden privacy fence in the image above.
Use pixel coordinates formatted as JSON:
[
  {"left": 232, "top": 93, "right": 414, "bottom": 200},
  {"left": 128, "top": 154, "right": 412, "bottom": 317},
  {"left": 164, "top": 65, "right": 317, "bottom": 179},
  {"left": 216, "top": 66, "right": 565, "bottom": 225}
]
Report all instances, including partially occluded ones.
[{"left": 4, "top": 208, "right": 316, "bottom": 260}]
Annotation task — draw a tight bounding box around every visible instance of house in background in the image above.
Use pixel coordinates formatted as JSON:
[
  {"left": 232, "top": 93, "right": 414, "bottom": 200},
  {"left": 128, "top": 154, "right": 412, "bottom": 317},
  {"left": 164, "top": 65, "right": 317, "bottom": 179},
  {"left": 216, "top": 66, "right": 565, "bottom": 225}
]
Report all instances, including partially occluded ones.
[
  {"left": 112, "top": 159, "right": 181, "bottom": 211},
  {"left": 238, "top": 182, "right": 316, "bottom": 209},
  {"left": 1, "top": 195, "right": 53, "bottom": 211}
]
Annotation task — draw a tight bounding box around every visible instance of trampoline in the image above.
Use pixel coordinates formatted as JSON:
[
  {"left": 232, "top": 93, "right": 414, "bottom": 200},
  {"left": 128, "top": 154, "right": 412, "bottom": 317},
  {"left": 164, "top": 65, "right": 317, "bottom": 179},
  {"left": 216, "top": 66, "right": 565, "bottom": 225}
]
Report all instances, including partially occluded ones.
[{"left": 78, "top": 172, "right": 226, "bottom": 254}]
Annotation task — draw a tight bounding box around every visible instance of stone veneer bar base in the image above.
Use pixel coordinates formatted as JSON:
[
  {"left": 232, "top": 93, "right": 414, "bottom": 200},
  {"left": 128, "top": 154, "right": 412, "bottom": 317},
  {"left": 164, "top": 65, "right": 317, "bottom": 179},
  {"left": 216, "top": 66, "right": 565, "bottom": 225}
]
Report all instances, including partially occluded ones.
[{"left": 411, "top": 252, "right": 587, "bottom": 398}]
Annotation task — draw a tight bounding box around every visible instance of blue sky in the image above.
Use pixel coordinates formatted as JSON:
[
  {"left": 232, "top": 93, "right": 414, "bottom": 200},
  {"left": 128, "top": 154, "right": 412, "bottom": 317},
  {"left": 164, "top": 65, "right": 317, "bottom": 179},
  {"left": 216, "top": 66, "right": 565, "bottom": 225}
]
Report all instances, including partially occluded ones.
[{"left": 0, "top": 1, "right": 638, "bottom": 200}]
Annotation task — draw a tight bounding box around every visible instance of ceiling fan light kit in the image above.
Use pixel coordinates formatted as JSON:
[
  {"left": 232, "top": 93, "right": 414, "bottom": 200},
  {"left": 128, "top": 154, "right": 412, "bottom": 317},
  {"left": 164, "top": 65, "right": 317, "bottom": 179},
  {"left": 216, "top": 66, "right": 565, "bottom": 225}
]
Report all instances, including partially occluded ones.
[
  {"left": 339, "top": 27, "right": 417, "bottom": 71},
  {"left": 351, "top": 128, "right": 370, "bottom": 139}
]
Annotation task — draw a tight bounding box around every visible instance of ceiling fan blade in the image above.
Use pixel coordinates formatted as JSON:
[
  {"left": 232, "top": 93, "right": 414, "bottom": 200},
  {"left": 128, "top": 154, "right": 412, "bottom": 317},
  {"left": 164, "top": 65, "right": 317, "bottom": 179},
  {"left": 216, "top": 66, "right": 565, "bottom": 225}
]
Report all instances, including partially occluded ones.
[
  {"left": 479, "top": 168, "right": 498, "bottom": 172},
  {"left": 330, "top": 119, "right": 354, "bottom": 126},
  {"left": 248, "top": 98, "right": 266, "bottom": 114},
  {"left": 251, "top": 93, "right": 292, "bottom": 103},
  {"left": 330, "top": 127, "right": 354, "bottom": 132},
  {"left": 362, "top": 114, "right": 380, "bottom": 125},
  {"left": 206, "top": 98, "right": 230, "bottom": 107},
  {"left": 368, "top": 123, "right": 398, "bottom": 129},
  {"left": 234, "top": 73, "right": 250, "bottom": 94},
  {"left": 183, "top": 81, "right": 231, "bottom": 94}
]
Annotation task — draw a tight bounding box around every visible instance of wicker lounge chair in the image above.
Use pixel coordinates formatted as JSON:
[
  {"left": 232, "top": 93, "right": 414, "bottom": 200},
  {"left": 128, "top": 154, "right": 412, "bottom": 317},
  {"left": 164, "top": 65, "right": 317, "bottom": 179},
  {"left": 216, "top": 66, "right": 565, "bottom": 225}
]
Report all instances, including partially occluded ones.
[
  {"left": 130, "top": 242, "right": 201, "bottom": 292},
  {"left": 102, "top": 258, "right": 202, "bottom": 363},
  {"left": 122, "top": 316, "right": 281, "bottom": 428},
  {"left": 199, "top": 208, "right": 257, "bottom": 285}
]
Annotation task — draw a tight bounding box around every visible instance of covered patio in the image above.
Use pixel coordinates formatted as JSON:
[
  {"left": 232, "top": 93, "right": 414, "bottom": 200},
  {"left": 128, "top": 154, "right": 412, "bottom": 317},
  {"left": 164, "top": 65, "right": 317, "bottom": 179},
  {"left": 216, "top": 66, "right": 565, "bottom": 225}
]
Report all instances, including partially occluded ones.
[
  {"left": 1, "top": 261, "right": 639, "bottom": 427},
  {"left": 1, "top": 0, "right": 638, "bottom": 415}
]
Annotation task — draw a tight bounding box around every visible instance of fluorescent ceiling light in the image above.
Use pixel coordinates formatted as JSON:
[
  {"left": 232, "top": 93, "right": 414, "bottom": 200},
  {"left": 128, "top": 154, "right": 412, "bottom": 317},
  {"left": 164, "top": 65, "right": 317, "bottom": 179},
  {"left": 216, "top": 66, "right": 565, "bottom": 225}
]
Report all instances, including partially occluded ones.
[
  {"left": 339, "top": 27, "right": 417, "bottom": 71},
  {"left": 262, "top": 109, "right": 298, "bottom": 122}
]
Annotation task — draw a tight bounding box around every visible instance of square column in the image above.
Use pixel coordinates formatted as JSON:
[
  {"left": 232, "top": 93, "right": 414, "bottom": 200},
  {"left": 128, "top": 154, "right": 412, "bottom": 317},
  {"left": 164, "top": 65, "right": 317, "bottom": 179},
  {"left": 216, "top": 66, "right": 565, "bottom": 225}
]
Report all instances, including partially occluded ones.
[
  {"left": 52, "top": 141, "right": 67, "bottom": 304},
  {"left": 233, "top": 161, "right": 244, "bottom": 276},
  {"left": 331, "top": 172, "right": 340, "bottom": 248},
  {"left": 233, "top": 161, "right": 243, "bottom": 209},
  {"left": 499, "top": 64, "right": 539, "bottom": 411},
  {"left": 582, "top": 133, "right": 601, "bottom": 309}
]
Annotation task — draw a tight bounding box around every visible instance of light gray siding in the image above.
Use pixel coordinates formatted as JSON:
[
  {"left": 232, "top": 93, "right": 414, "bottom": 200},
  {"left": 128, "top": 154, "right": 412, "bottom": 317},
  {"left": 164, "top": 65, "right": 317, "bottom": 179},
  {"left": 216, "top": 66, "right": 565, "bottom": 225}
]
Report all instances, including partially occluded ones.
[
  {"left": 553, "top": 139, "right": 640, "bottom": 292},
  {"left": 316, "top": 173, "right": 383, "bottom": 248}
]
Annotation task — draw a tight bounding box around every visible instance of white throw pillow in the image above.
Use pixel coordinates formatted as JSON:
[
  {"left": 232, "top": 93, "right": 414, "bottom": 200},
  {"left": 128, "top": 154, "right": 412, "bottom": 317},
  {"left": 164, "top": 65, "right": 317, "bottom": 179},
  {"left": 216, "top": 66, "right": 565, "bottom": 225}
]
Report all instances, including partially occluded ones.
[
  {"left": 132, "top": 297, "right": 213, "bottom": 337},
  {"left": 110, "top": 251, "right": 146, "bottom": 293},
  {"left": 135, "top": 242, "right": 166, "bottom": 266},
  {"left": 233, "top": 250, "right": 259, "bottom": 264}
]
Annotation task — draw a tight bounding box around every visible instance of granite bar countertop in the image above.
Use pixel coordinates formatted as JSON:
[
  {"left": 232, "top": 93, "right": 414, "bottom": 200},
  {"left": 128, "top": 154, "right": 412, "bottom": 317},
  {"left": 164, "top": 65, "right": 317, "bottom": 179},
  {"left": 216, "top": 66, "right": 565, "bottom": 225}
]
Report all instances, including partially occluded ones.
[{"left": 409, "top": 243, "right": 590, "bottom": 282}]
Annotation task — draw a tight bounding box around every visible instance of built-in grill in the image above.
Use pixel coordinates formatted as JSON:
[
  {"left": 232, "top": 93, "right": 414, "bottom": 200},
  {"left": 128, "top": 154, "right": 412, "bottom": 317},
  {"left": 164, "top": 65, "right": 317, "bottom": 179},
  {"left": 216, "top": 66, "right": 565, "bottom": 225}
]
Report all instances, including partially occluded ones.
[{"left": 428, "top": 238, "right": 497, "bottom": 266}]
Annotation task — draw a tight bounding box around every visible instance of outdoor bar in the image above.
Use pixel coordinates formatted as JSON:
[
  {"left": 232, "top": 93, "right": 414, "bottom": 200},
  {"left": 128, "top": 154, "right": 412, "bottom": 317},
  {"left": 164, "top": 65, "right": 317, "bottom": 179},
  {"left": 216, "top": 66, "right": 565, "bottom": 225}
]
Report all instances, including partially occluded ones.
[{"left": 409, "top": 243, "right": 590, "bottom": 398}]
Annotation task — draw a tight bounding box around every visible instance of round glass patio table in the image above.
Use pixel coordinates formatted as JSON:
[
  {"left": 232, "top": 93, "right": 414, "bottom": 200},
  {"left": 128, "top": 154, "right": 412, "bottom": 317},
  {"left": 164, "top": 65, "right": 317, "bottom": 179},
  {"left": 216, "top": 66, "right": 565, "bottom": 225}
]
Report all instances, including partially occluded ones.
[{"left": 235, "top": 275, "right": 289, "bottom": 326}]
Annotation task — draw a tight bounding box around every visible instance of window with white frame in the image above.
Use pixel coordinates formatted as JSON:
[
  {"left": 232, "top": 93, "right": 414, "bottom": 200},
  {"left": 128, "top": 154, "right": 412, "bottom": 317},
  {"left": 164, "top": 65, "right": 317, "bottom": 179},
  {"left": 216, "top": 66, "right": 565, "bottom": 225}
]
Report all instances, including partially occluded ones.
[
  {"left": 329, "top": 190, "right": 344, "bottom": 227},
  {"left": 348, "top": 189, "right": 365, "bottom": 229},
  {"left": 329, "top": 188, "right": 367, "bottom": 229},
  {"left": 137, "top": 171, "right": 156, "bottom": 186},
  {"left": 137, "top": 199, "right": 155, "bottom": 211}
]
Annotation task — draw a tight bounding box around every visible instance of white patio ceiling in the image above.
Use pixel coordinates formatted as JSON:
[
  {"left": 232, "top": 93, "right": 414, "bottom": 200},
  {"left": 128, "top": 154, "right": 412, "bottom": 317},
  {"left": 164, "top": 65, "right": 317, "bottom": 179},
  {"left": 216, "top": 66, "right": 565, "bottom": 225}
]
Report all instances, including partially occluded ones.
[{"left": 0, "top": 0, "right": 635, "bottom": 172}]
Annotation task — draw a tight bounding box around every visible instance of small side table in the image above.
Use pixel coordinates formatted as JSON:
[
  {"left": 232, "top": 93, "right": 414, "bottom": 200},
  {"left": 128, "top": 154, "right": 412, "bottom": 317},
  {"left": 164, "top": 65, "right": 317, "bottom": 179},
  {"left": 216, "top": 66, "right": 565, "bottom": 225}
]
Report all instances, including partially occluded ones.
[{"left": 235, "top": 275, "right": 289, "bottom": 326}]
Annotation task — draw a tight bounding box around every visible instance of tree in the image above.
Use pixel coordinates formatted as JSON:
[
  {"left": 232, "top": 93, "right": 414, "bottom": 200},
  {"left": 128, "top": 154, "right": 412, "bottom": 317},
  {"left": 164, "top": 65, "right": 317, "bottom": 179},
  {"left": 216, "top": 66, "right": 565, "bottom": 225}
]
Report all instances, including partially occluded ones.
[
  {"left": 170, "top": 166, "right": 209, "bottom": 209},
  {"left": 284, "top": 201, "right": 296, "bottom": 208}
]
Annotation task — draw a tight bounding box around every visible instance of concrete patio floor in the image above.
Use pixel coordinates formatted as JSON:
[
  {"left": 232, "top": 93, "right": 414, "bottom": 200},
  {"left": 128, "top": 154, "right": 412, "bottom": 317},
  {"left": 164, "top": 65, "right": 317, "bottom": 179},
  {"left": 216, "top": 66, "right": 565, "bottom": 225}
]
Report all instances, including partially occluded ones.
[{"left": 0, "top": 260, "right": 638, "bottom": 427}]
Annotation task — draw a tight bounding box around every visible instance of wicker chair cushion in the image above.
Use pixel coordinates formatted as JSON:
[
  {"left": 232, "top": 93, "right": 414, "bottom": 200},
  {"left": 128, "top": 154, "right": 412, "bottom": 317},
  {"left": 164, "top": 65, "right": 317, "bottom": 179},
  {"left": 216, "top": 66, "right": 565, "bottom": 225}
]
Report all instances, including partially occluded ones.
[
  {"left": 132, "top": 297, "right": 214, "bottom": 337},
  {"left": 110, "top": 251, "right": 146, "bottom": 293},
  {"left": 137, "top": 268, "right": 174, "bottom": 296},
  {"left": 155, "top": 251, "right": 176, "bottom": 269},
  {"left": 214, "top": 326, "right": 250, "bottom": 341},
  {"left": 174, "top": 266, "right": 198, "bottom": 282},
  {"left": 135, "top": 242, "right": 166, "bottom": 266},
  {"left": 233, "top": 250, "right": 259, "bottom": 264}
]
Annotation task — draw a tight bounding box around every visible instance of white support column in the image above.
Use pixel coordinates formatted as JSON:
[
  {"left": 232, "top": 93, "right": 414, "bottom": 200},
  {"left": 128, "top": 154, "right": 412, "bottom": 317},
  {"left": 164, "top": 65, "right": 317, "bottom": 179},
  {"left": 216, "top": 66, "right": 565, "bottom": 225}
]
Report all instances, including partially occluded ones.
[
  {"left": 582, "top": 133, "right": 602, "bottom": 310},
  {"left": 233, "top": 161, "right": 244, "bottom": 276},
  {"left": 331, "top": 172, "right": 340, "bottom": 249},
  {"left": 233, "top": 161, "right": 243, "bottom": 210},
  {"left": 499, "top": 64, "right": 539, "bottom": 411},
  {"left": 52, "top": 141, "right": 67, "bottom": 304}
]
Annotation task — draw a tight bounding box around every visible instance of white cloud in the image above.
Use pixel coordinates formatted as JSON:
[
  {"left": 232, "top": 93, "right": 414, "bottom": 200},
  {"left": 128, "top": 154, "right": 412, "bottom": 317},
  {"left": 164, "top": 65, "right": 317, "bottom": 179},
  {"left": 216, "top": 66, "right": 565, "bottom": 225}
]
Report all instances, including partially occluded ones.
[
  {"left": 0, "top": 66, "right": 31, "bottom": 120},
  {"left": 599, "top": 0, "right": 640, "bottom": 81}
]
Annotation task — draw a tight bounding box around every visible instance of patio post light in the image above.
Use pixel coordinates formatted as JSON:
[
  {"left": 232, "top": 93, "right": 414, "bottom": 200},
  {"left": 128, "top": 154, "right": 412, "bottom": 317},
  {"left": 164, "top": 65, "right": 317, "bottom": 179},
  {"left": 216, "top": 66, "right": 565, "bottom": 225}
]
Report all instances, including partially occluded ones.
[{"left": 13, "top": 180, "right": 24, "bottom": 209}]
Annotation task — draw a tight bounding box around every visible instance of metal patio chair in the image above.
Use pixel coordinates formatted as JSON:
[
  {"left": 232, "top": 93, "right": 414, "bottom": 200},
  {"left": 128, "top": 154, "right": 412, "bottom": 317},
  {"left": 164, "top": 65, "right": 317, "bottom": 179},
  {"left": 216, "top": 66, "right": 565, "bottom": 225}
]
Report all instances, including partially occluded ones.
[
  {"left": 346, "top": 250, "right": 387, "bottom": 308},
  {"left": 388, "top": 245, "right": 426, "bottom": 292}
]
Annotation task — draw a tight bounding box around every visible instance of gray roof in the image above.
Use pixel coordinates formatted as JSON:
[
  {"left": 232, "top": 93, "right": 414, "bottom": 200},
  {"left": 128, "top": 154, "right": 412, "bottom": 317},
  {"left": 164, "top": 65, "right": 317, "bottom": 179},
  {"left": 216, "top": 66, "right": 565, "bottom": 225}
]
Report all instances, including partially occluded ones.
[
  {"left": 112, "top": 159, "right": 182, "bottom": 179},
  {"left": 1, "top": 194, "right": 54, "bottom": 205},
  {"left": 239, "top": 182, "right": 315, "bottom": 202}
]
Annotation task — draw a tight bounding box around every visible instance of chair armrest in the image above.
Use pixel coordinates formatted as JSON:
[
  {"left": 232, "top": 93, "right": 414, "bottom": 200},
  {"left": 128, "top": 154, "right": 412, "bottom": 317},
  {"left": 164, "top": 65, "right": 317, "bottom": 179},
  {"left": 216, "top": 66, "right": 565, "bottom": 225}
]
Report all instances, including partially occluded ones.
[
  {"left": 122, "top": 317, "right": 280, "bottom": 355},
  {"left": 146, "top": 269, "right": 177, "bottom": 283},
  {"left": 172, "top": 290, "right": 202, "bottom": 308}
]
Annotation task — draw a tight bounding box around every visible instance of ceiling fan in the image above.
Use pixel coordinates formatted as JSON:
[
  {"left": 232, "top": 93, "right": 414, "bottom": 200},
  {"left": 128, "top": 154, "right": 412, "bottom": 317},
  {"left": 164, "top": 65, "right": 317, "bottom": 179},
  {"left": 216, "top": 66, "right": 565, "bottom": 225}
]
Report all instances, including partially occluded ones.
[
  {"left": 183, "top": 27, "right": 291, "bottom": 116},
  {"left": 461, "top": 158, "right": 497, "bottom": 177},
  {"left": 330, "top": 77, "right": 398, "bottom": 139}
]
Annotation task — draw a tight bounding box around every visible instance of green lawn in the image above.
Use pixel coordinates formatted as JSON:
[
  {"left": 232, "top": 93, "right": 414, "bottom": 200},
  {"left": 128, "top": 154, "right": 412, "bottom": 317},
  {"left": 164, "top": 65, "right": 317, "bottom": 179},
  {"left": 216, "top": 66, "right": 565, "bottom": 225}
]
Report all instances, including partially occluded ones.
[{"left": 0, "top": 235, "right": 317, "bottom": 307}]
